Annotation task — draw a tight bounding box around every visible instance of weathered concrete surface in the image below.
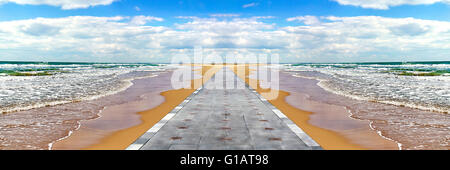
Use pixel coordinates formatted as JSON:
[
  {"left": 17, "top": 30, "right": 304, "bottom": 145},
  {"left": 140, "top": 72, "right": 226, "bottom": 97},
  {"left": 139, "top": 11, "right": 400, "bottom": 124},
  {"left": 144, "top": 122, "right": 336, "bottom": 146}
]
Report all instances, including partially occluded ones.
[{"left": 128, "top": 67, "right": 320, "bottom": 150}]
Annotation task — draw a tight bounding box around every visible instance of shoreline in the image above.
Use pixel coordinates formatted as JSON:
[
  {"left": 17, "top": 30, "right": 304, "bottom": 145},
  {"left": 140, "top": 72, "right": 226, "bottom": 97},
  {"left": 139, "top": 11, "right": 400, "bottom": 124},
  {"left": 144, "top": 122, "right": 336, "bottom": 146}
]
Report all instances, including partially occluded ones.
[
  {"left": 0, "top": 67, "right": 163, "bottom": 114},
  {"left": 82, "top": 88, "right": 196, "bottom": 149},
  {"left": 53, "top": 65, "right": 222, "bottom": 150},
  {"left": 230, "top": 65, "right": 398, "bottom": 150},
  {"left": 0, "top": 70, "right": 166, "bottom": 150},
  {"left": 284, "top": 69, "right": 449, "bottom": 150},
  {"left": 51, "top": 72, "right": 171, "bottom": 149},
  {"left": 284, "top": 91, "right": 399, "bottom": 149},
  {"left": 315, "top": 76, "right": 448, "bottom": 114},
  {"left": 49, "top": 73, "right": 162, "bottom": 149},
  {"left": 288, "top": 66, "right": 450, "bottom": 115},
  {"left": 279, "top": 70, "right": 399, "bottom": 149},
  {"left": 3, "top": 64, "right": 444, "bottom": 150},
  {"left": 288, "top": 74, "right": 402, "bottom": 149},
  {"left": 274, "top": 90, "right": 367, "bottom": 149}
]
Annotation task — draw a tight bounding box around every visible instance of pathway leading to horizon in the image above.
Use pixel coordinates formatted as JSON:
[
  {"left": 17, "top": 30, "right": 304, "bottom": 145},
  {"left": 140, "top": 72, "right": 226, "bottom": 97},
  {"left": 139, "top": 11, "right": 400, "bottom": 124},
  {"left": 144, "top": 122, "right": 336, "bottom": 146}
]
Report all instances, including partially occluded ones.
[{"left": 127, "top": 67, "right": 321, "bottom": 150}]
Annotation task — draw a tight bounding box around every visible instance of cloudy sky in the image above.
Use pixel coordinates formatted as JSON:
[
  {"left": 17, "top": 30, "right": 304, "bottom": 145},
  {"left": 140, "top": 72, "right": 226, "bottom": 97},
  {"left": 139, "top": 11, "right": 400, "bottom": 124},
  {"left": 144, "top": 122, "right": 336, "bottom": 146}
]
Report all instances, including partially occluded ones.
[{"left": 0, "top": 0, "right": 449, "bottom": 63}]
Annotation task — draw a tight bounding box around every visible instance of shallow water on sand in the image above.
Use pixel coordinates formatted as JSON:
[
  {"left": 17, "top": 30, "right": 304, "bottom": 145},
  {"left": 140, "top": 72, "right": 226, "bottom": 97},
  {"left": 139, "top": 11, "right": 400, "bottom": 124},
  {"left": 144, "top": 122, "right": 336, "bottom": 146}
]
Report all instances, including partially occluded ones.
[
  {"left": 286, "top": 62, "right": 450, "bottom": 114},
  {"left": 0, "top": 62, "right": 163, "bottom": 114},
  {"left": 0, "top": 67, "right": 167, "bottom": 150},
  {"left": 281, "top": 69, "right": 449, "bottom": 150}
]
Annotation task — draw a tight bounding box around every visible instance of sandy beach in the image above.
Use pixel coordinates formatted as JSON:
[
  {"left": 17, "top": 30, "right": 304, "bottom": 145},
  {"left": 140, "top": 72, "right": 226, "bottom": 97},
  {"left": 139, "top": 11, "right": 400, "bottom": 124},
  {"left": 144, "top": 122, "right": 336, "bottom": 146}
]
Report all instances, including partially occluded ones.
[
  {"left": 278, "top": 71, "right": 399, "bottom": 149},
  {"left": 285, "top": 68, "right": 449, "bottom": 150},
  {"left": 52, "top": 71, "right": 173, "bottom": 149},
  {"left": 1, "top": 64, "right": 445, "bottom": 150},
  {"left": 229, "top": 65, "right": 399, "bottom": 150},
  {"left": 53, "top": 65, "right": 222, "bottom": 150}
]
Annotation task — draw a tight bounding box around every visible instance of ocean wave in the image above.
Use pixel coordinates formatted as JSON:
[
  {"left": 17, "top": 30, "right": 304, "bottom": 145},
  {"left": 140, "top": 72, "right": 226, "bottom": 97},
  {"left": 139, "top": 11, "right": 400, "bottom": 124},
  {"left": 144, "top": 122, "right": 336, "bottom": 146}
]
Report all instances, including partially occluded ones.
[
  {"left": 46, "top": 72, "right": 159, "bottom": 150},
  {"left": 316, "top": 80, "right": 449, "bottom": 114},
  {"left": 289, "top": 62, "right": 450, "bottom": 114},
  {"left": 0, "top": 63, "right": 163, "bottom": 114}
]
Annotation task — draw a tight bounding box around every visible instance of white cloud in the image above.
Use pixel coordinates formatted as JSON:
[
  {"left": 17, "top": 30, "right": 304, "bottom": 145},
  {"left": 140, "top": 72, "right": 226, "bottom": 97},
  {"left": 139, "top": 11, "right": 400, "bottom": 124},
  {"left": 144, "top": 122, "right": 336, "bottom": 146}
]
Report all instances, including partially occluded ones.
[
  {"left": 169, "top": 17, "right": 282, "bottom": 49},
  {"left": 175, "top": 17, "right": 274, "bottom": 32},
  {"left": 176, "top": 16, "right": 199, "bottom": 20},
  {"left": 252, "top": 16, "right": 275, "bottom": 19},
  {"left": 333, "top": 0, "right": 450, "bottom": 9},
  {"left": 21, "top": 23, "right": 61, "bottom": 36},
  {"left": 284, "top": 16, "right": 450, "bottom": 59},
  {"left": 243, "top": 2, "right": 258, "bottom": 8},
  {"left": 389, "top": 23, "right": 430, "bottom": 36},
  {"left": 209, "top": 14, "right": 240, "bottom": 17},
  {"left": 129, "top": 15, "right": 163, "bottom": 25},
  {"left": 287, "top": 16, "right": 321, "bottom": 25},
  {"left": 0, "top": 16, "right": 166, "bottom": 61},
  {"left": 0, "top": 15, "right": 449, "bottom": 62},
  {"left": 0, "top": 0, "right": 117, "bottom": 9}
]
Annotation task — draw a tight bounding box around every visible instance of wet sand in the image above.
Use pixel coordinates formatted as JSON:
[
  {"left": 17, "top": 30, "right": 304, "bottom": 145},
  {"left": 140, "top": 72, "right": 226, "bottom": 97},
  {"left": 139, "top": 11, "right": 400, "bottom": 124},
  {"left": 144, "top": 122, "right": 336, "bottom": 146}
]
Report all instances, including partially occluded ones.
[
  {"left": 0, "top": 70, "right": 167, "bottom": 150},
  {"left": 5, "top": 64, "right": 437, "bottom": 150},
  {"left": 52, "top": 72, "right": 172, "bottom": 149},
  {"left": 229, "top": 65, "right": 398, "bottom": 150},
  {"left": 54, "top": 65, "right": 222, "bottom": 150},
  {"left": 286, "top": 71, "right": 449, "bottom": 150},
  {"left": 280, "top": 72, "right": 398, "bottom": 150}
]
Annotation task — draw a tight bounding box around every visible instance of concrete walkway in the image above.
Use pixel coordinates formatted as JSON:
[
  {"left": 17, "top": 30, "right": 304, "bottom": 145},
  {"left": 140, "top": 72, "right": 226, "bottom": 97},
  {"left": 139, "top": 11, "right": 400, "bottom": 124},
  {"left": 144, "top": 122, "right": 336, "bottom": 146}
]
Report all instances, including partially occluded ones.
[{"left": 127, "top": 67, "right": 321, "bottom": 150}]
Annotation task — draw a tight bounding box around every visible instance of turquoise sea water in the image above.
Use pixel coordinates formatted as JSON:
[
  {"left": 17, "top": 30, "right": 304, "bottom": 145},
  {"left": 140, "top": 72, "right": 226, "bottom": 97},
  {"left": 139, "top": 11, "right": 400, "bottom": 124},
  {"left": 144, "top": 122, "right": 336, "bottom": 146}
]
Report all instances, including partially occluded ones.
[{"left": 287, "top": 61, "right": 450, "bottom": 113}]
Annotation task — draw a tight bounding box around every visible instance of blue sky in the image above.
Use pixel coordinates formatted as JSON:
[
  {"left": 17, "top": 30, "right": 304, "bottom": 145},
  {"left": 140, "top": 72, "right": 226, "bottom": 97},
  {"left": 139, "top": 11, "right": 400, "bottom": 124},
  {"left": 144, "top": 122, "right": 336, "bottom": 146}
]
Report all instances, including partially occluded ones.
[
  {"left": 1, "top": 0, "right": 449, "bottom": 24},
  {"left": 0, "top": 0, "right": 449, "bottom": 63}
]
